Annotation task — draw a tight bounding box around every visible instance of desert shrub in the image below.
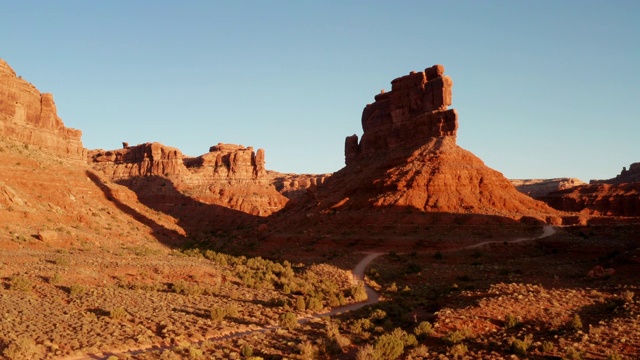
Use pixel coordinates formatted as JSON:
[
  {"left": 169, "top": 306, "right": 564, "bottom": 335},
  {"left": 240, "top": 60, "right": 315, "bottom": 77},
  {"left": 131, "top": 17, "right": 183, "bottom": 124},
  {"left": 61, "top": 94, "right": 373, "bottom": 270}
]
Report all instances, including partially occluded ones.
[
  {"left": 570, "top": 314, "right": 583, "bottom": 331},
  {"left": 327, "top": 292, "right": 341, "bottom": 307},
  {"left": 444, "top": 328, "right": 472, "bottom": 345},
  {"left": 448, "top": 343, "right": 468, "bottom": 357},
  {"left": 53, "top": 256, "right": 70, "bottom": 266},
  {"left": 69, "top": 283, "right": 86, "bottom": 297},
  {"left": 542, "top": 341, "right": 555, "bottom": 353},
  {"left": 9, "top": 276, "right": 32, "bottom": 292},
  {"left": 109, "top": 306, "right": 128, "bottom": 320},
  {"left": 240, "top": 344, "right": 253, "bottom": 357},
  {"left": 504, "top": 313, "right": 519, "bottom": 329},
  {"left": 434, "top": 251, "right": 443, "bottom": 260},
  {"left": 369, "top": 309, "right": 387, "bottom": 323},
  {"left": 374, "top": 332, "right": 405, "bottom": 360},
  {"left": 352, "top": 318, "right": 373, "bottom": 336},
  {"left": 413, "top": 321, "right": 434, "bottom": 339},
  {"left": 279, "top": 312, "right": 297, "bottom": 330},
  {"left": 173, "top": 280, "right": 204, "bottom": 296},
  {"left": 49, "top": 272, "right": 63, "bottom": 285},
  {"left": 210, "top": 306, "right": 227, "bottom": 321},
  {"left": 296, "top": 296, "right": 306, "bottom": 311},
  {"left": 621, "top": 290, "right": 634, "bottom": 302},
  {"left": 350, "top": 284, "right": 368, "bottom": 302},
  {"left": 298, "top": 341, "right": 318, "bottom": 359},
  {"left": 307, "top": 296, "right": 323, "bottom": 312},
  {"left": 356, "top": 344, "right": 376, "bottom": 360},
  {"left": 408, "top": 344, "right": 430, "bottom": 357},
  {"left": 510, "top": 334, "right": 533, "bottom": 356},
  {"left": 226, "top": 303, "right": 239, "bottom": 318},
  {"left": 563, "top": 346, "right": 583, "bottom": 360},
  {"left": 3, "top": 336, "right": 43, "bottom": 360}
]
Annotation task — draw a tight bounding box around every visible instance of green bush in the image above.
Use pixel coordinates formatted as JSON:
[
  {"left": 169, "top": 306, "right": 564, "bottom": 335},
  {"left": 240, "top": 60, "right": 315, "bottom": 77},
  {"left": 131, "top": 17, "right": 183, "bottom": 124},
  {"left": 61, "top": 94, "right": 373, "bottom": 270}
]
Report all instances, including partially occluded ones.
[
  {"left": 570, "top": 314, "right": 583, "bottom": 331},
  {"left": 542, "top": 341, "right": 554, "bottom": 353},
  {"left": 210, "top": 306, "right": 227, "bottom": 321},
  {"left": 296, "top": 296, "right": 306, "bottom": 311},
  {"left": 109, "top": 306, "right": 128, "bottom": 320},
  {"left": 69, "top": 284, "right": 86, "bottom": 297},
  {"left": 355, "top": 344, "right": 376, "bottom": 360},
  {"left": 374, "top": 332, "right": 404, "bottom": 359},
  {"left": 279, "top": 312, "right": 297, "bottom": 330},
  {"left": 351, "top": 284, "right": 368, "bottom": 302},
  {"left": 448, "top": 343, "right": 468, "bottom": 357},
  {"left": 504, "top": 314, "right": 519, "bottom": 329},
  {"left": 240, "top": 344, "right": 253, "bottom": 357},
  {"left": 2, "top": 336, "right": 43, "bottom": 359},
  {"left": 444, "top": 329, "right": 472, "bottom": 345},
  {"left": 563, "top": 346, "right": 583, "bottom": 360},
  {"left": 413, "top": 321, "right": 434, "bottom": 339},
  {"left": 510, "top": 334, "right": 533, "bottom": 356},
  {"left": 9, "top": 276, "right": 32, "bottom": 292}
]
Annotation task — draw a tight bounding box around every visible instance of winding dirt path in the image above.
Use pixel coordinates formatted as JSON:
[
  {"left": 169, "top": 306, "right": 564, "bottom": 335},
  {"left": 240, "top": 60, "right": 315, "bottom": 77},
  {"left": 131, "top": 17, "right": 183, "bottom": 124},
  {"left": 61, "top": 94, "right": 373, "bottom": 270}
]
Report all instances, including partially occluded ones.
[
  {"left": 74, "top": 226, "right": 554, "bottom": 359},
  {"left": 464, "top": 224, "right": 556, "bottom": 249}
]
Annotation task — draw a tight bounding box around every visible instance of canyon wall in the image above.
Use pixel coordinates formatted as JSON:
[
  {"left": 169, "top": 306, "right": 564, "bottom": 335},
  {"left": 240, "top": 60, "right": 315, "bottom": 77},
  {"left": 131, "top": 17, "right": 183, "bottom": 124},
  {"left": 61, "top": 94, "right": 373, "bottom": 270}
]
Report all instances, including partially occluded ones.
[{"left": 0, "top": 59, "right": 85, "bottom": 161}]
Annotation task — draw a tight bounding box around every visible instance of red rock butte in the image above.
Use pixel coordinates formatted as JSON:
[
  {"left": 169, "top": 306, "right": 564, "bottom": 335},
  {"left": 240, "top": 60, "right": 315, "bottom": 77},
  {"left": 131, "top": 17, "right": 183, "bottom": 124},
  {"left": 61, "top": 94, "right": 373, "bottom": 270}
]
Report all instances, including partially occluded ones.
[
  {"left": 269, "top": 64, "right": 562, "bottom": 233},
  {"left": 346, "top": 65, "right": 457, "bottom": 165}
]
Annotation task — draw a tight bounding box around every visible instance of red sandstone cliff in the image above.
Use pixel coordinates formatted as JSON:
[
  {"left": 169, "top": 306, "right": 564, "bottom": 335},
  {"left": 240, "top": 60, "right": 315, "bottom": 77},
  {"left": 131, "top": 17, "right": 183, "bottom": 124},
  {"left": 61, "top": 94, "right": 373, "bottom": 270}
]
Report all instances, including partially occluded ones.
[
  {"left": 89, "top": 142, "right": 288, "bottom": 218},
  {"left": 0, "top": 59, "right": 86, "bottom": 161}
]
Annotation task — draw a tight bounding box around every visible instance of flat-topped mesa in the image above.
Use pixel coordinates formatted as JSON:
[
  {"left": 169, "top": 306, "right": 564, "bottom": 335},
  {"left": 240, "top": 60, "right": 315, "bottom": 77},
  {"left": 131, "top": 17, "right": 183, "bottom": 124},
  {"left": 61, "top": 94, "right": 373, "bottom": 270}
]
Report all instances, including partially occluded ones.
[
  {"left": 0, "top": 58, "right": 86, "bottom": 161},
  {"left": 345, "top": 64, "right": 457, "bottom": 165},
  {"left": 89, "top": 142, "right": 186, "bottom": 179},
  {"left": 193, "top": 143, "right": 266, "bottom": 179}
]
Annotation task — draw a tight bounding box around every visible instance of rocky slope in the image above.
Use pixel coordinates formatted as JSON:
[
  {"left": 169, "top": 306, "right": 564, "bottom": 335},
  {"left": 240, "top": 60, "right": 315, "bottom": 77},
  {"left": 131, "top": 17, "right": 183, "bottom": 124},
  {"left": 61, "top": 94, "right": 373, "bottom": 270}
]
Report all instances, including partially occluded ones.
[{"left": 0, "top": 59, "right": 85, "bottom": 162}]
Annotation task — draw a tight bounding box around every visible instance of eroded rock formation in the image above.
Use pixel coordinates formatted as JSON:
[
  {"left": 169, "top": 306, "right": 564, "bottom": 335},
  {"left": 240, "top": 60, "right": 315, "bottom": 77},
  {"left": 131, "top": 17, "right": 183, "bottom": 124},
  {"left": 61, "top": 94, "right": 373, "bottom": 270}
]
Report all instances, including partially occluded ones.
[
  {"left": 0, "top": 59, "right": 86, "bottom": 161},
  {"left": 89, "top": 142, "right": 185, "bottom": 179},
  {"left": 89, "top": 142, "right": 287, "bottom": 218},
  {"left": 268, "top": 64, "right": 561, "bottom": 237},
  {"left": 345, "top": 65, "right": 457, "bottom": 165}
]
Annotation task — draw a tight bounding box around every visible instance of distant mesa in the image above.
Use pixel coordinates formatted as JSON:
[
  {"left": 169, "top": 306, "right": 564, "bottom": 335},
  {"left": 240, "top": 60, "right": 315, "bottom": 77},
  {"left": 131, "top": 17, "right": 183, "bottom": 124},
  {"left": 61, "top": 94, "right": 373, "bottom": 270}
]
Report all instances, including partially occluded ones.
[
  {"left": 511, "top": 178, "right": 586, "bottom": 198},
  {"left": 540, "top": 163, "right": 640, "bottom": 217},
  {"left": 0, "top": 58, "right": 86, "bottom": 161}
]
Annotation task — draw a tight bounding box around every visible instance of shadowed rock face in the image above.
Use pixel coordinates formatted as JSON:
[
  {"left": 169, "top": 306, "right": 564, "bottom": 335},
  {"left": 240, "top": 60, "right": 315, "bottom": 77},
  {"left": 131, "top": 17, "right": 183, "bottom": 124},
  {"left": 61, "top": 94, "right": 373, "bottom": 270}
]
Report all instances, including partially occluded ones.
[
  {"left": 0, "top": 59, "right": 86, "bottom": 161},
  {"left": 89, "top": 142, "right": 288, "bottom": 217},
  {"left": 539, "top": 163, "right": 640, "bottom": 217}
]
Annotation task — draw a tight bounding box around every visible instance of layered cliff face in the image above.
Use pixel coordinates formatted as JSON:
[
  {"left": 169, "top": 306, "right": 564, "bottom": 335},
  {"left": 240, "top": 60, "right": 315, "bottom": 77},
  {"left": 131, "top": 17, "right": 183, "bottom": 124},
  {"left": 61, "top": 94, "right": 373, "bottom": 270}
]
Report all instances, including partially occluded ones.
[
  {"left": 269, "top": 65, "right": 560, "bottom": 236},
  {"left": 345, "top": 65, "right": 457, "bottom": 165},
  {"left": 89, "top": 142, "right": 287, "bottom": 219},
  {"left": 0, "top": 59, "right": 85, "bottom": 161},
  {"left": 511, "top": 178, "right": 586, "bottom": 198},
  {"left": 540, "top": 163, "right": 640, "bottom": 217}
]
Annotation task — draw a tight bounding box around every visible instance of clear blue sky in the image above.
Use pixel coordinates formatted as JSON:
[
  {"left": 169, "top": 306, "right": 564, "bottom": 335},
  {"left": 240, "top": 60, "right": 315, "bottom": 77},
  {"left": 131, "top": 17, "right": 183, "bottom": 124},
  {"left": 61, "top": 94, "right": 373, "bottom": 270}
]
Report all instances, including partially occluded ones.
[{"left": 2, "top": 1, "right": 638, "bottom": 181}]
